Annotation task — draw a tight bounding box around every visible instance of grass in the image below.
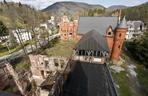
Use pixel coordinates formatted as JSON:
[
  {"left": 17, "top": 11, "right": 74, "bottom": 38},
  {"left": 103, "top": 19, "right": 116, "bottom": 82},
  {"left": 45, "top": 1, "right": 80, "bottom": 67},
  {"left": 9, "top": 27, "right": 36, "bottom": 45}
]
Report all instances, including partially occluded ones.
[
  {"left": 0, "top": 40, "right": 35, "bottom": 57},
  {"left": 111, "top": 71, "right": 135, "bottom": 96},
  {"left": 12, "top": 56, "right": 30, "bottom": 72},
  {"left": 0, "top": 45, "right": 21, "bottom": 57},
  {"left": 111, "top": 51, "right": 148, "bottom": 96},
  {"left": 136, "top": 65, "right": 148, "bottom": 94},
  {"left": 122, "top": 50, "right": 148, "bottom": 94},
  {"left": 42, "top": 40, "right": 76, "bottom": 57}
]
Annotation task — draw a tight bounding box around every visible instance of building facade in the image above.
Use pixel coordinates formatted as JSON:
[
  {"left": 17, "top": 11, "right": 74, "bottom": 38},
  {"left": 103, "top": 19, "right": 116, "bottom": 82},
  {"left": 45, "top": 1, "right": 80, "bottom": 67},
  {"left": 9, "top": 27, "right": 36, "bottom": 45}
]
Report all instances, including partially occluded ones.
[
  {"left": 76, "top": 16, "right": 128, "bottom": 62},
  {"left": 126, "top": 20, "right": 146, "bottom": 40},
  {"left": 12, "top": 29, "right": 32, "bottom": 43},
  {"left": 58, "top": 15, "right": 78, "bottom": 40},
  {"left": 29, "top": 55, "right": 68, "bottom": 96}
]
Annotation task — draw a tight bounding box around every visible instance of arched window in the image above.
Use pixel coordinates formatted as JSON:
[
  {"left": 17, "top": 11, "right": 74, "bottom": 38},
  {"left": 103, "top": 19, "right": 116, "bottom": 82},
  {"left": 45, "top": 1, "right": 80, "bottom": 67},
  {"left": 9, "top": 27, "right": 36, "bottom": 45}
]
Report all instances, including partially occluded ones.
[
  {"left": 118, "top": 45, "right": 121, "bottom": 49},
  {"left": 108, "top": 32, "right": 111, "bottom": 35}
]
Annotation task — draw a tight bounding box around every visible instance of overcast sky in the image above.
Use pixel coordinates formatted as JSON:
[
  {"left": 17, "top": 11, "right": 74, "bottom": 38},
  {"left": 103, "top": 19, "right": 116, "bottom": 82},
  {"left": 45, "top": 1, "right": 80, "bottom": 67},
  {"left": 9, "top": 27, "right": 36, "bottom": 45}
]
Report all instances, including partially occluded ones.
[{"left": 0, "top": 0, "right": 147, "bottom": 9}]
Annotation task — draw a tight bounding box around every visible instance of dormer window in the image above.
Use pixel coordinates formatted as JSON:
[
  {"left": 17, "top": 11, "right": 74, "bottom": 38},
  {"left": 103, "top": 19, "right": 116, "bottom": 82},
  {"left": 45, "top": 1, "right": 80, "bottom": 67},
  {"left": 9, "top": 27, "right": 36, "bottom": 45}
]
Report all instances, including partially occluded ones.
[
  {"left": 108, "top": 32, "right": 111, "bottom": 35},
  {"left": 106, "top": 26, "right": 113, "bottom": 36}
]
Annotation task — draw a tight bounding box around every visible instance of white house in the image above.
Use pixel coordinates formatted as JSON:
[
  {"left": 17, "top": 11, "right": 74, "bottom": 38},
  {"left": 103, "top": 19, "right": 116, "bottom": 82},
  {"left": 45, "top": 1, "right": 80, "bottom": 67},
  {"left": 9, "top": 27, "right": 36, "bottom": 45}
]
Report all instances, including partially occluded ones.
[
  {"left": 12, "top": 29, "right": 32, "bottom": 43},
  {"left": 0, "top": 35, "right": 9, "bottom": 42},
  {"left": 126, "top": 21, "right": 145, "bottom": 40},
  {"left": 48, "top": 16, "right": 55, "bottom": 26}
]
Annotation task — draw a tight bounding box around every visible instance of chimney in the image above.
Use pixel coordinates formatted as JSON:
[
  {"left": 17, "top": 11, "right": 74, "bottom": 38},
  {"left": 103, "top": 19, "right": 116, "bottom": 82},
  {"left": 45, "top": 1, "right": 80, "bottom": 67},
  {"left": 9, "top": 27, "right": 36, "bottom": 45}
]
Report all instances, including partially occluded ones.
[{"left": 118, "top": 9, "right": 122, "bottom": 24}]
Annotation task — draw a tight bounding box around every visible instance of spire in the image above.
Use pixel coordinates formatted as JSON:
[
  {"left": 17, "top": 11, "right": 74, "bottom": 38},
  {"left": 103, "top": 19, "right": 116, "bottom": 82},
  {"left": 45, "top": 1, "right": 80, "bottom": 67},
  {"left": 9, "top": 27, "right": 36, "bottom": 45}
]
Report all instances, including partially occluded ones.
[
  {"left": 118, "top": 9, "right": 122, "bottom": 24},
  {"left": 117, "top": 16, "right": 127, "bottom": 29}
]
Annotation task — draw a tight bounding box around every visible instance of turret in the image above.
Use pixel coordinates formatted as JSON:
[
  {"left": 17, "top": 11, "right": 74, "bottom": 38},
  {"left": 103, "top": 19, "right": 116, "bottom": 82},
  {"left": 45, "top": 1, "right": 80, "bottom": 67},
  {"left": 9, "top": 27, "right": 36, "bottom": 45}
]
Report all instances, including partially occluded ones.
[{"left": 111, "top": 16, "right": 128, "bottom": 62}]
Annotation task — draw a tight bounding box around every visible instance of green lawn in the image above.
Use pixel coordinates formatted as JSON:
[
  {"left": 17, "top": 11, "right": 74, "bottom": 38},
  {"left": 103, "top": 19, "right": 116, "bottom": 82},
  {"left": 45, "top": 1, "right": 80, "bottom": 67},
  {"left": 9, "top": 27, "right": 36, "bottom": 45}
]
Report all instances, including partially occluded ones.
[
  {"left": 111, "top": 71, "right": 134, "bottom": 96},
  {"left": 0, "top": 46, "right": 21, "bottom": 57},
  {"left": 0, "top": 40, "right": 35, "bottom": 57},
  {"left": 42, "top": 40, "right": 76, "bottom": 57}
]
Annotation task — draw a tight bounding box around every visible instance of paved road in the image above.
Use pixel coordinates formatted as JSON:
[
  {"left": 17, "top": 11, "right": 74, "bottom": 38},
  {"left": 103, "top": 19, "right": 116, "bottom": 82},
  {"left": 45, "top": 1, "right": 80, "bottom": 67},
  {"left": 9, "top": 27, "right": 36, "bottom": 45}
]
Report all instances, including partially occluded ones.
[
  {"left": 0, "top": 34, "right": 60, "bottom": 64},
  {"left": 63, "top": 61, "right": 118, "bottom": 96}
]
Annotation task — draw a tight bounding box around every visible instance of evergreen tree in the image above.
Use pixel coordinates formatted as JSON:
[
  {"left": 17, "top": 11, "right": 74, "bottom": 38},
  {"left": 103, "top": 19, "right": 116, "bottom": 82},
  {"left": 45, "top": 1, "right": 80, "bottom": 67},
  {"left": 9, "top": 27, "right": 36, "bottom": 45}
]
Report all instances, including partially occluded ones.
[
  {"left": 19, "top": 2, "right": 22, "bottom": 7},
  {"left": 0, "top": 21, "right": 9, "bottom": 36},
  {"left": 126, "top": 28, "right": 148, "bottom": 68},
  {"left": 3, "top": 0, "right": 7, "bottom": 4}
]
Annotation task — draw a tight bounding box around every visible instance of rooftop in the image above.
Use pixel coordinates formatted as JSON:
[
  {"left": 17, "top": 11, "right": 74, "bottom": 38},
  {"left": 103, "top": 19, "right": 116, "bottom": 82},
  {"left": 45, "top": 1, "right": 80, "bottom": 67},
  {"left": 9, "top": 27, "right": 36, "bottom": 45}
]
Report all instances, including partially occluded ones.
[
  {"left": 63, "top": 60, "right": 117, "bottom": 96},
  {"left": 75, "top": 30, "right": 109, "bottom": 52},
  {"left": 77, "top": 16, "right": 118, "bottom": 35}
]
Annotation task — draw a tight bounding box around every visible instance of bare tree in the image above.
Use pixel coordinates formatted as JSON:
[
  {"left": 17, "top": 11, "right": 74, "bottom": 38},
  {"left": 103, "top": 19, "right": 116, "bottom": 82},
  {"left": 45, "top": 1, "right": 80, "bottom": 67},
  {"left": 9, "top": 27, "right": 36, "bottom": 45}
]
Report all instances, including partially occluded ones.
[{"left": 26, "top": 28, "right": 34, "bottom": 52}]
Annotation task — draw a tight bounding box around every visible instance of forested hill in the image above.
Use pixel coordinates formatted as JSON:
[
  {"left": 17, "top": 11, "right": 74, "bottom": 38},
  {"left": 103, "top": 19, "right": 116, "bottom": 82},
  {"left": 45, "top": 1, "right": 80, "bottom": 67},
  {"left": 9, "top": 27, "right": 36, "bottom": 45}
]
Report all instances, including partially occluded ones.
[
  {"left": 111, "top": 2, "right": 148, "bottom": 22},
  {"left": 113, "top": 2, "right": 148, "bottom": 22},
  {"left": 0, "top": 1, "right": 49, "bottom": 28},
  {"left": 42, "top": 1, "right": 105, "bottom": 16}
]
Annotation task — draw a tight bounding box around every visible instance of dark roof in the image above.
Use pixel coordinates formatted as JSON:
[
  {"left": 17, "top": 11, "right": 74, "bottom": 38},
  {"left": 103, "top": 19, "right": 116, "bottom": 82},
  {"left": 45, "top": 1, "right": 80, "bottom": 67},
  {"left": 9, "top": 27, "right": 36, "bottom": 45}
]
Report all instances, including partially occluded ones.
[
  {"left": 63, "top": 61, "right": 117, "bottom": 96},
  {"left": 117, "top": 16, "right": 127, "bottom": 28},
  {"left": 134, "top": 21, "right": 144, "bottom": 30},
  {"left": 77, "top": 16, "right": 118, "bottom": 35},
  {"left": 75, "top": 30, "right": 109, "bottom": 52}
]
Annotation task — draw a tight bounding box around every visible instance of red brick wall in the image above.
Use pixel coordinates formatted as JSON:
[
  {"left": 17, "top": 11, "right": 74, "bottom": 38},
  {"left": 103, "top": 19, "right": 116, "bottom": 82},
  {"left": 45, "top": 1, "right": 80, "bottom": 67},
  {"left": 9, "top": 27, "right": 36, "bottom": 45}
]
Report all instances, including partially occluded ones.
[
  {"left": 106, "top": 36, "right": 114, "bottom": 53},
  {"left": 111, "top": 28, "right": 127, "bottom": 61}
]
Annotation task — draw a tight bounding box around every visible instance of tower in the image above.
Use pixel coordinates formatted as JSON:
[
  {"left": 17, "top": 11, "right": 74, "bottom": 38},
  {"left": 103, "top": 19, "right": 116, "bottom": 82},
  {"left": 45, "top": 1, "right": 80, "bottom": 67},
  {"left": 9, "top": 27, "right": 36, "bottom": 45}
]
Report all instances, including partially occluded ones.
[{"left": 111, "top": 17, "right": 128, "bottom": 61}]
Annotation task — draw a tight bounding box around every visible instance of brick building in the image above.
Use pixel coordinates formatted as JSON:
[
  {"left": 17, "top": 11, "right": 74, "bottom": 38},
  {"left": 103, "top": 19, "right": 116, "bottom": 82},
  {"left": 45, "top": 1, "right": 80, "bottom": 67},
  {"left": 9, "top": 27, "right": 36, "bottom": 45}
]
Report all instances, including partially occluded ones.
[
  {"left": 58, "top": 14, "right": 127, "bottom": 62},
  {"left": 76, "top": 16, "right": 127, "bottom": 62},
  {"left": 58, "top": 15, "right": 78, "bottom": 40}
]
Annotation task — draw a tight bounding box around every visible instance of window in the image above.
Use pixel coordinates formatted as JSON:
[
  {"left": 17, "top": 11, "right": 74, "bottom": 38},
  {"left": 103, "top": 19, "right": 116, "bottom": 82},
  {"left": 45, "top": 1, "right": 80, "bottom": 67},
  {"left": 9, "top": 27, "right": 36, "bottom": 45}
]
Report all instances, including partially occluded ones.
[
  {"left": 69, "top": 33, "right": 72, "bottom": 35},
  {"left": 45, "top": 60, "right": 48, "bottom": 67},
  {"left": 118, "top": 45, "right": 121, "bottom": 49},
  {"left": 119, "top": 33, "right": 122, "bottom": 37},
  {"left": 108, "top": 32, "right": 111, "bottom": 35},
  {"left": 41, "top": 70, "right": 45, "bottom": 78}
]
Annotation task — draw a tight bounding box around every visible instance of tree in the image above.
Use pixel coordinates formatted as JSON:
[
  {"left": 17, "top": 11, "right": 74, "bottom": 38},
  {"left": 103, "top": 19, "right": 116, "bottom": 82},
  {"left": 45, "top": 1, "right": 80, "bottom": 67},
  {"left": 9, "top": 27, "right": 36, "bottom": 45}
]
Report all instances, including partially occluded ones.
[
  {"left": 0, "top": 21, "right": 9, "bottom": 36},
  {"left": 3, "top": 0, "right": 7, "bottom": 4},
  {"left": 126, "top": 28, "right": 148, "bottom": 68},
  {"left": 9, "top": 31, "right": 18, "bottom": 48},
  {"left": 19, "top": 2, "right": 22, "bottom": 7}
]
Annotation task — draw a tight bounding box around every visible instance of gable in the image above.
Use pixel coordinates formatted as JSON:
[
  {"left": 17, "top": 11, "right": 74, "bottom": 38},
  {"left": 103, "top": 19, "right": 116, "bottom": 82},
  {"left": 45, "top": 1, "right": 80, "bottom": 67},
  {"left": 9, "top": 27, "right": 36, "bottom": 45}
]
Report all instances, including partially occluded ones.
[
  {"left": 75, "top": 30, "right": 109, "bottom": 52},
  {"left": 106, "top": 26, "right": 114, "bottom": 37}
]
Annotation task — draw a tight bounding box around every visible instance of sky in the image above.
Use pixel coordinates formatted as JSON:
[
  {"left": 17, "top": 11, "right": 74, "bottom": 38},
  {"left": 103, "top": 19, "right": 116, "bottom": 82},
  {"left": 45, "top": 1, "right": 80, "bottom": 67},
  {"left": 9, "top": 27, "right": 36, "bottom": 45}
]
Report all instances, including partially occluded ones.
[{"left": 0, "top": 0, "right": 147, "bottom": 9}]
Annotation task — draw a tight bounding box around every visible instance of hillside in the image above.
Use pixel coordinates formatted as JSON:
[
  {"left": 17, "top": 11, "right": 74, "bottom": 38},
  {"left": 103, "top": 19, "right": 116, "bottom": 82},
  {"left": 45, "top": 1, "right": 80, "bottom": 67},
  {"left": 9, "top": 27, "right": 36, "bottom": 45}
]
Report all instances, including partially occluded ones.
[
  {"left": 111, "top": 2, "right": 148, "bottom": 22},
  {"left": 42, "top": 1, "right": 105, "bottom": 16},
  {"left": 106, "top": 5, "right": 127, "bottom": 12},
  {"left": 0, "top": 2, "right": 49, "bottom": 28},
  {"left": 122, "top": 2, "right": 148, "bottom": 22}
]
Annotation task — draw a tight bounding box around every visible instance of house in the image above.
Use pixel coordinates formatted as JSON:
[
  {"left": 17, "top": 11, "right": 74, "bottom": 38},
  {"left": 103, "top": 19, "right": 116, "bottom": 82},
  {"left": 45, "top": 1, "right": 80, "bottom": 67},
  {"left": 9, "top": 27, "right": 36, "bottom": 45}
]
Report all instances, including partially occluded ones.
[
  {"left": 74, "top": 16, "right": 128, "bottom": 62},
  {"left": 12, "top": 29, "right": 32, "bottom": 43},
  {"left": 58, "top": 15, "right": 78, "bottom": 40},
  {"left": 126, "top": 20, "right": 145, "bottom": 40},
  {"left": 0, "top": 35, "right": 9, "bottom": 42}
]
